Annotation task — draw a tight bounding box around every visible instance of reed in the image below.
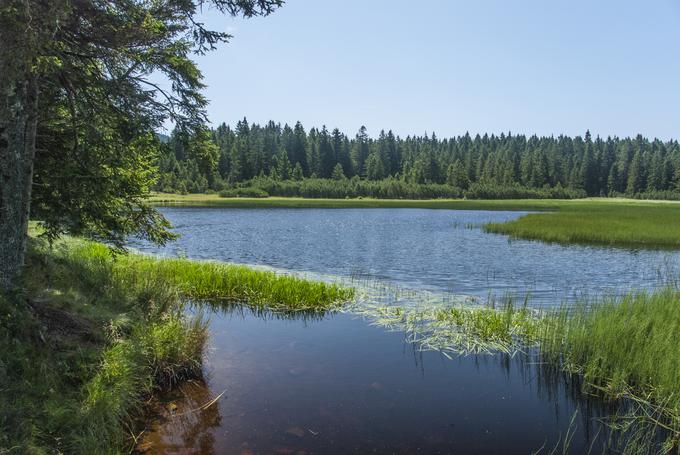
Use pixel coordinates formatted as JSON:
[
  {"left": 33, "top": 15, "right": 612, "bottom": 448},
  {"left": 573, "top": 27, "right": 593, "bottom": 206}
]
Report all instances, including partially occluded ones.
[
  {"left": 61, "top": 239, "right": 353, "bottom": 311},
  {"left": 485, "top": 203, "right": 680, "bottom": 249}
]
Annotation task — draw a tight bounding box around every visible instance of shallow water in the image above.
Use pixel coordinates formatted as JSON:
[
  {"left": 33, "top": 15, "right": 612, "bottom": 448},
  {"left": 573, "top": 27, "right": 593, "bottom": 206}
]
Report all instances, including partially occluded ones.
[
  {"left": 134, "top": 207, "right": 680, "bottom": 305},
  {"left": 140, "top": 308, "right": 616, "bottom": 455}
]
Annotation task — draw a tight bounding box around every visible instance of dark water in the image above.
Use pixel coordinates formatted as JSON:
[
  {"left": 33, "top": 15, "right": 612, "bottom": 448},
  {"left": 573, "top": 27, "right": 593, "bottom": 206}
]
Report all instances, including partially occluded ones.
[
  {"left": 140, "top": 308, "right": 617, "bottom": 455},
  {"left": 134, "top": 207, "right": 680, "bottom": 305}
]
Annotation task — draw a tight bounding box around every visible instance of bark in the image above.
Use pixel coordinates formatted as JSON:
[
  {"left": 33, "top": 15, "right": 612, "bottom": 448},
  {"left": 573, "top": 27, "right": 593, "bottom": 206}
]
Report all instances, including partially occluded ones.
[{"left": 0, "top": 66, "right": 39, "bottom": 293}]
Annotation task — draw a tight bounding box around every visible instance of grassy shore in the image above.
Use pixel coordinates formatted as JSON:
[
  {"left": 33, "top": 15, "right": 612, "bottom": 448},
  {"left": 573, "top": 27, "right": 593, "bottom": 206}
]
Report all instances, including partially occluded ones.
[
  {"left": 485, "top": 201, "right": 680, "bottom": 249},
  {"left": 151, "top": 193, "right": 680, "bottom": 249},
  {"left": 0, "top": 237, "right": 352, "bottom": 453}
]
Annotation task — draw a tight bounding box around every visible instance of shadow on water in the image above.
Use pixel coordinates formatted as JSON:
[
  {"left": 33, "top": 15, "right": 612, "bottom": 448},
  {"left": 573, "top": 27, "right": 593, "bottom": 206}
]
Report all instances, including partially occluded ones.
[{"left": 137, "top": 305, "right": 658, "bottom": 455}]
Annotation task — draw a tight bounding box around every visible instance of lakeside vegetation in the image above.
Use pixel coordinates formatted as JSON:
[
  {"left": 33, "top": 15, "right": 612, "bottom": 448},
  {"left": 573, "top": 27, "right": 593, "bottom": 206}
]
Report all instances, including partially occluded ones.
[
  {"left": 0, "top": 235, "right": 352, "bottom": 453},
  {"left": 484, "top": 201, "right": 680, "bottom": 249},
  {"left": 157, "top": 120, "right": 680, "bottom": 202},
  {"left": 355, "top": 288, "right": 680, "bottom": 450}
]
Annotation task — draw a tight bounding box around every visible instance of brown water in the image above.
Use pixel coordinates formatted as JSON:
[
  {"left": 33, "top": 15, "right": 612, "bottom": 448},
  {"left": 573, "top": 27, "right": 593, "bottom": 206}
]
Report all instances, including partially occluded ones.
[{"left": 139, "top": 307, "right": 619, "bottom": 454}]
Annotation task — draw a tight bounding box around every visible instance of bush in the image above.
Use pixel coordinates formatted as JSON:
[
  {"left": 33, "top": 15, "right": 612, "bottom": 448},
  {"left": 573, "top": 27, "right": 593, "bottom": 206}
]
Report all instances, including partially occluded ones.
[
  {"left": 240, "top": 176, "right": 463, "bottom": 199},
  {"left": 464, "top": 182, "right": 586, "bottom": 200},
  {"left": 219, "top": 187, "right": 269, "bottom": 198}
]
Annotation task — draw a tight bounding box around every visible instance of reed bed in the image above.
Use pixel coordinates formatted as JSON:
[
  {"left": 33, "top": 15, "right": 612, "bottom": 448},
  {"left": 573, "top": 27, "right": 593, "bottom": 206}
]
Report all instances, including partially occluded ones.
[
  {"left": 66, "top": 240, "right": 354, "bottom": 311},
  {"left": 485, "top": 204, "right": 680, "bottom": 249}
]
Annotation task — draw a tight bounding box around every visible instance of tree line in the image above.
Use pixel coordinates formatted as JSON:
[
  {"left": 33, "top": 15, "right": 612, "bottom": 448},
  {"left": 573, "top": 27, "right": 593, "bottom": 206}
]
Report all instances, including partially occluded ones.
[{"left": 156, "top": 119, "right": 680, "bottom": 199}]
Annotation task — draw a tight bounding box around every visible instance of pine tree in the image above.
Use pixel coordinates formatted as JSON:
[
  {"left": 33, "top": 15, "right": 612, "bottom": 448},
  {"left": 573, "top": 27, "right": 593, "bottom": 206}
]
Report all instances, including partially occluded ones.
[
  {"left": 331, "top": 163, "right": 346, "bottom": 180},
  {"left": 626, "top": 150, "right": 645, "bottom": 194},
  {"left": 292, "top": 162, "right": 304, "bottom": 181}
]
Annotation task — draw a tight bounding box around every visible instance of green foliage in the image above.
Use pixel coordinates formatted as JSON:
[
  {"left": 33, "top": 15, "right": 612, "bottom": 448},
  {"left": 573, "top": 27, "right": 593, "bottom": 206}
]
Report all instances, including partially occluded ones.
[
  {"left": 464, "top": 182, "right": 586, "bottom": 199},
  {"left": 6, "top": 0, "right": 282, "bottom": 254},
  {"left": 229, "top": 176, "right": 464, "bottom": 199},
  {"left": 219, "top": 187, "right": 270, "bottom": 198},
  {"left": 156, "top": 120, "right": 680, "bottom": 201}
]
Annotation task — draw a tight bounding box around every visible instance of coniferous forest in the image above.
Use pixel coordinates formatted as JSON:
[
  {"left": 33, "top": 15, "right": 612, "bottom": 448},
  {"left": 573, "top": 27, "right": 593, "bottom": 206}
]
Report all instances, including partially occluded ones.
[{"left": 156, "top": 119, "right": 680, "bottom": 200}]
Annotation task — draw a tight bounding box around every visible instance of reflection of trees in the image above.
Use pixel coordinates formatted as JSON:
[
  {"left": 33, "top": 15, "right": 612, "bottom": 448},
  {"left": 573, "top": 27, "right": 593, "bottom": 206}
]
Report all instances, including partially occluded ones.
[
  {"left": 190, "top": 299, "right": 332, "bottom": 322},
  {"left": 140, "top": 379, "right": 222, "bottom": 454}
]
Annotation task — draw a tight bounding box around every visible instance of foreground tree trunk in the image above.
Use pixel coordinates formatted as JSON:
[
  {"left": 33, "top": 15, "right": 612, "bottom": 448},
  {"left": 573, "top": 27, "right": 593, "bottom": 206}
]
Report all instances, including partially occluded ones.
[{"left": 0, "top": 66, "right": 39, "bottom": 294}]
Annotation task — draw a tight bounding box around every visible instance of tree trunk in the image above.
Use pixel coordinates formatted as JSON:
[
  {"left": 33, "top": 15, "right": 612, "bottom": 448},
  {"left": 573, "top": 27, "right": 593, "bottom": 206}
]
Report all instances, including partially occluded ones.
[{"left": 0, "top": 70, "right": 39, "bottom": 294}]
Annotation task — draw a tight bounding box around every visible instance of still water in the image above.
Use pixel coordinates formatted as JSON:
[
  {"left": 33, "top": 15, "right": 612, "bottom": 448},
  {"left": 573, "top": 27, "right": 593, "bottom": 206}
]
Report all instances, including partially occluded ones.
[
  {"left": 140, "top": 308, "right": 615, "bottom": 454},
  {"left": 135, "top": 207, "right": 674, "bottom": 453}
]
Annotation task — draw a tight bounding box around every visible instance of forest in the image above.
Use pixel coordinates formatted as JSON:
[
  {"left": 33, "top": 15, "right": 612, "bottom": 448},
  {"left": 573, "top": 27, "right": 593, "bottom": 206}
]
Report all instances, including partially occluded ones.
[{"left": 156, "top": 119, "right": 680, "bottom": 199}]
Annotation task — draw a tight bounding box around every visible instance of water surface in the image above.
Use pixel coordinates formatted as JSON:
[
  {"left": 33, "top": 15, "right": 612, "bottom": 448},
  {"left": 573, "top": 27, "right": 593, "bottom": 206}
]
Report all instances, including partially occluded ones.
[
  {"left": 134, "top": 207, "right": 680, "bottom": 305},
  {"left": 141, "top": 308, "right": 616, "bottom": 454}
]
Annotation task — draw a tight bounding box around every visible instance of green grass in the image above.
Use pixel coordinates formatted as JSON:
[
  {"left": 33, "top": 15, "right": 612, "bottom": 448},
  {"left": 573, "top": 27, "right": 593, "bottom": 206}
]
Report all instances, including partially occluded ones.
[
  {"left": 540, "top": 288, "right": 680, "bottom": 449},
  {"left": 70, "top": 240, "right": 353, "bottom": 311},
  {"left": 0, "top": 238, "right": 209, "bottom": 453},
  {"left": 485, "top": 201, "right": 680, "bottom": 249}
]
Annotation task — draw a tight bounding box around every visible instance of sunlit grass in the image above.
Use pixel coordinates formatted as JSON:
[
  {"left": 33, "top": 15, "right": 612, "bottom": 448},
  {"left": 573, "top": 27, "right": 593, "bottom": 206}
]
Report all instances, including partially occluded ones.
[
  {"left": 485, "top": 204, "right": 680, "bottom": 249},
  {"left": 66, "top": 240, "right": 353, "bottom": 311}
]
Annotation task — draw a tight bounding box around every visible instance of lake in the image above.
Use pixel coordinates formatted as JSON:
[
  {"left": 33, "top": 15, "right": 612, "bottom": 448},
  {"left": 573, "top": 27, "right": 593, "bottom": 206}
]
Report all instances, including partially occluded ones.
[
  {"left": 134, "top": 207, "right": 679, "bottom": 305},
  {"left": 135, "top": 207, "right": 675, "bottom": 453}
]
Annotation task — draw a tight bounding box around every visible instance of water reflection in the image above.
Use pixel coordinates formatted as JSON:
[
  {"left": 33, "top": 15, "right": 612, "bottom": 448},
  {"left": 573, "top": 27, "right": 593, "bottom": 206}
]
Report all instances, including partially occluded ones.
[{"left": 139, "top": 307, "right": 632, "bottom": 454}]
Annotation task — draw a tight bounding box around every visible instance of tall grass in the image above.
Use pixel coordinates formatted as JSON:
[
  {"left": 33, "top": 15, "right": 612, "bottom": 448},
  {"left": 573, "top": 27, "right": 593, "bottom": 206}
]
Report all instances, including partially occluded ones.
[
  {"left": 0, "top": 238, "right": 209, "bottom": 453},
  {"left": 540, "top": 288, "right": 680, "bottom": 448},
  {"left": 485, "top": 204, "right": 680, "bottom": 249},
  {"left": 64, "top": 240, "right": 353, "bottom": 311}
]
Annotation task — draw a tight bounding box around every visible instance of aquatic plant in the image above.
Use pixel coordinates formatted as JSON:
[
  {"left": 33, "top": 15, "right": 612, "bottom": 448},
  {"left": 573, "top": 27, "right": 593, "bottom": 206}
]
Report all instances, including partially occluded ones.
[{"left": 62, "top": 239, "right": 354, "bottom": 311}]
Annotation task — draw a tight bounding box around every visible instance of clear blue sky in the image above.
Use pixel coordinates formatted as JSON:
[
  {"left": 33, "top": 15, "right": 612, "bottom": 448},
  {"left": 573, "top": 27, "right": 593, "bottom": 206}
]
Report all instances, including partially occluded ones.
[{"left": 191, "top": 0, "right": 680, "bottom": 139}]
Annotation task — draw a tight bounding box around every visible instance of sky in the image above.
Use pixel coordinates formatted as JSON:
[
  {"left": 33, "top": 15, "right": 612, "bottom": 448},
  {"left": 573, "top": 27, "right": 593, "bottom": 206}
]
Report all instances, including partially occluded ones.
[{"left": 187, "top": 0, "right": 680, "bottom": 140}]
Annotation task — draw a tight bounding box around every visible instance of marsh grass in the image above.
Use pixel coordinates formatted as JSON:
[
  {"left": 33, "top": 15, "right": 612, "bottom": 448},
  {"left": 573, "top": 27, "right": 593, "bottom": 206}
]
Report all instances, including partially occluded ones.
[
  {"left": 62, "top": 239, "right": 353, "bottom": 311},
  {"left": 349, "top": 295, "right": 544, "bottom": 355},
  {"left": 485, "top": 204, "right": 680, "bottom": 249}
]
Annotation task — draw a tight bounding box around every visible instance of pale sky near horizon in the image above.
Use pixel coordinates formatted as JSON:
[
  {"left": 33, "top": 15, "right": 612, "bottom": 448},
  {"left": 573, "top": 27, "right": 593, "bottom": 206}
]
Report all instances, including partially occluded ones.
[{"left": 186, "top": 0, "right": 680, "bottom": 140}]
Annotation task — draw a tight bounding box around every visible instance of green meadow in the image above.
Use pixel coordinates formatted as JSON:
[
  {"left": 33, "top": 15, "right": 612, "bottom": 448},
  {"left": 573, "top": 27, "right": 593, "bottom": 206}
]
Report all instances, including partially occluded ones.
[{"left": 485, "top": 200, "right": 680, "bottom": 249}]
